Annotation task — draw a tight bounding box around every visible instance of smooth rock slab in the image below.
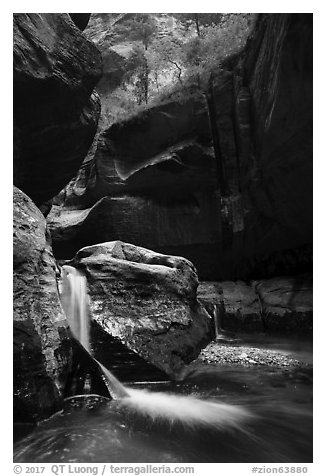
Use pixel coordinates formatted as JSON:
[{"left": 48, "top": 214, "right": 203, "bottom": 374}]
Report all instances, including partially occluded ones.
[
  {"left": 198, "top": 281, "right": 263, "bottom": 332},
  {"left": 198, "top": 275, "right": 313, "bottom": 335},
  {"left": 70, "top": 241, "right": 213, "bottom": 378},
  {"left": 254, "top": 275, "right": 313, "bottom": 335}
]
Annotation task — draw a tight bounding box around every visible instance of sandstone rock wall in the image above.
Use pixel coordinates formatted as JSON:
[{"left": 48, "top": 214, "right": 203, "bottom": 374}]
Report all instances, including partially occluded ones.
[
  {"left": 13, "top": 187, "right": 72, "bottom": 422},
  {"left": 237, "top": 13, "right": 313, "bottom": 274},
  {"left": 13, "top": 13, "right": 102, "bottom": 205},
  {"left": 198, "top": 274, "right": 312, "bottom": 335},
  {"left": 49, "top": 14, "right": 312, "bottom": 282},
  {"left": 13, "top": 13, "right": 105, "bottom": 422}
]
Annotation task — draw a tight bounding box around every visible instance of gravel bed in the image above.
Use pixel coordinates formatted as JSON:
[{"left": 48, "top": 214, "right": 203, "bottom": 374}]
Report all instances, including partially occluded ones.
[{"left": 195, "top": 338, "right": 312, "bottom": 368}]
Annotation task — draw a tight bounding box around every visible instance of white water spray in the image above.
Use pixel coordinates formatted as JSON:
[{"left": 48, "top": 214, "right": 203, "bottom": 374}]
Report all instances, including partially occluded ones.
[
  {"left": 59, "top": 264, "right": 253, "bottom": 430},
  {"left": 121, "top": 388, "right": 252, "bottom": 430}
]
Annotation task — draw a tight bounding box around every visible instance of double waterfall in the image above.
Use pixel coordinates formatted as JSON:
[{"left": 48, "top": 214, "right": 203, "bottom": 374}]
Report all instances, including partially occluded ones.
[{"left": 59, "top": 265, "right": 252, "bottom": 430}]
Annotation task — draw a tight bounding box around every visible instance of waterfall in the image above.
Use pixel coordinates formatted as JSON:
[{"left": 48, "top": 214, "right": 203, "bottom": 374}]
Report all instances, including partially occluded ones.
[
  {"left": 60, "top": 266, "right": 90, "bottom": 352},
  {"left": 213, "top": 304, "right": 220, "bottom": 337},
  {"left": 60, "top": 265, "right": 129, "bottom": 399},
  {"left": 59, "top": 264, "right": 252, "bottom": 430}
]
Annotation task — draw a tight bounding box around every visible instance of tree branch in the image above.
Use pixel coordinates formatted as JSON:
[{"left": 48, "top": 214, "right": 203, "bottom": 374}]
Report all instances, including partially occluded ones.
[{"left": 167, "top": 58, "right": 183, "bottom": 84}]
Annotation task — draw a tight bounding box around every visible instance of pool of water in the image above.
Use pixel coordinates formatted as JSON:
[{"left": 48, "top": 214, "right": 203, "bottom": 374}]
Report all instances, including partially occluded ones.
[{"left": 14, "top": 361, "right": 312, "bottom": 463}]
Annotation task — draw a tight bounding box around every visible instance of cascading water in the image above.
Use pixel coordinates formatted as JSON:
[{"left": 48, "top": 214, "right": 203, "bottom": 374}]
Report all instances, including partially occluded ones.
[
  {"left": 13, "top": 265, "right": 312, "bottom": 463},
  {"left": 213, "top": 303, "right": 220, "bottom": 337},
  {"left": 60, "top": 265, "right": 128, "bottom": 399},
  {"left": 14, "top": 264, "right": 312, "bottom": 462},
  {"left": 59, "top": 264, "right": 252, "bottom": 430},
  {"left": 60, "top": 266, "right": 90, "bottom": 352}
]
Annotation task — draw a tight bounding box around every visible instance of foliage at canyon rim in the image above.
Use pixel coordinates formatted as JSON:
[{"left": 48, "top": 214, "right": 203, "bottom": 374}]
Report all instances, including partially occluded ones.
[{"left": 89, "top": 13, "right": 256, "bottom": 127}]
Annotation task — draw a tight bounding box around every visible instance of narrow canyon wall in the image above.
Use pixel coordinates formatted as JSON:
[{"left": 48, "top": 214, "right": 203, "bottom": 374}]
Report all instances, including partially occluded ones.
[
  {"left": 237, "top": 13, "right": 313, "bottom": 277},
  {"left": 13, "top": 13, "right": 103, "bottom": 422},
  {"left": 13, "top": 13, "right": 102, "bottom": 206},
  {"left": 49, "top": 14, "right": 312, "bottom": 281},
  {"left": 198, "top": 274, "right": 312, "bottom": 335},
  {"left": 13, "top": 187, "right": 72, "bottom": 422}
]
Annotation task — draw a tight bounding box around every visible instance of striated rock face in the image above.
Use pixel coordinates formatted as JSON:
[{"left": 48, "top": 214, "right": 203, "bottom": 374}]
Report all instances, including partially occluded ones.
[
  {"left": 198, "top": 274, "right": 312, "bottom": 335},
  {"left": 69, "top": 241, "right": 213, "bottom": 378},
  {"left": 85, "top": 132, "right": 215, "bottom": 204},
  {"left": 50, "top": 14, "right": 312, "bottom": 282},
  {"left": 83, "top": 14, "right": 129, "bottom": 97},
  {"left": 13, "top": 13, "right": 102, "bottom": 205},
  {"left": 13, "top": 187, "right": 72, "bottom": 422},
  {"left": 59, "top": 97, "right": 212, "bottom": 206},
  {"left": 235, "top": 13, "right": 313, "bottom": 277},
  {"left": 51, "top": 133, "right": 217, "bottom": 209},
  {"left": 49, "top": 191, "right": 220, "bottom": 260},
  {"left": 47, "top": 98, "right": 219, "bottom": 263},
  {"left": 99, "top": 98, "right": 211, "bottom": 181}
]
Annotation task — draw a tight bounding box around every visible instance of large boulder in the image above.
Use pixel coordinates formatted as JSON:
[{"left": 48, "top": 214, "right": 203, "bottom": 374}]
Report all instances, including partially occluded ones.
[
  {"left": 69, "top": 241, "right": 213, "bottom": 378},
  {"left": 13, "top": 187, "right": 72, "bottom": 422},
  {"left": 13, "top": 13, "right": 102, "bottom": 205}
]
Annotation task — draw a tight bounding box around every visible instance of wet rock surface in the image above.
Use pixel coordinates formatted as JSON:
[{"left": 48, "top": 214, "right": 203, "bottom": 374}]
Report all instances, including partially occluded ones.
[
  {"left": 13, "top": 187, "right": 72, "bottom": 422},
  {"left": 198, "top": 274, "right": 312, "bottom": 335},
  {"left": 198, "top": 281, "right": 262, "bottom": 332},
  {"left": 90, "top": 321, "right": 169, "bottom": 383},
  {"left": 69, "top": 241, "right": 213, "bottom": 378}
]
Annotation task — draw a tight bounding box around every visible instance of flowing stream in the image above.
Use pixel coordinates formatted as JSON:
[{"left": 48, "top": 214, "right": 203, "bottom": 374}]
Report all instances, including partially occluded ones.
[{"left": 13, "top": 265, "right": 312, "bottom": 463}]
